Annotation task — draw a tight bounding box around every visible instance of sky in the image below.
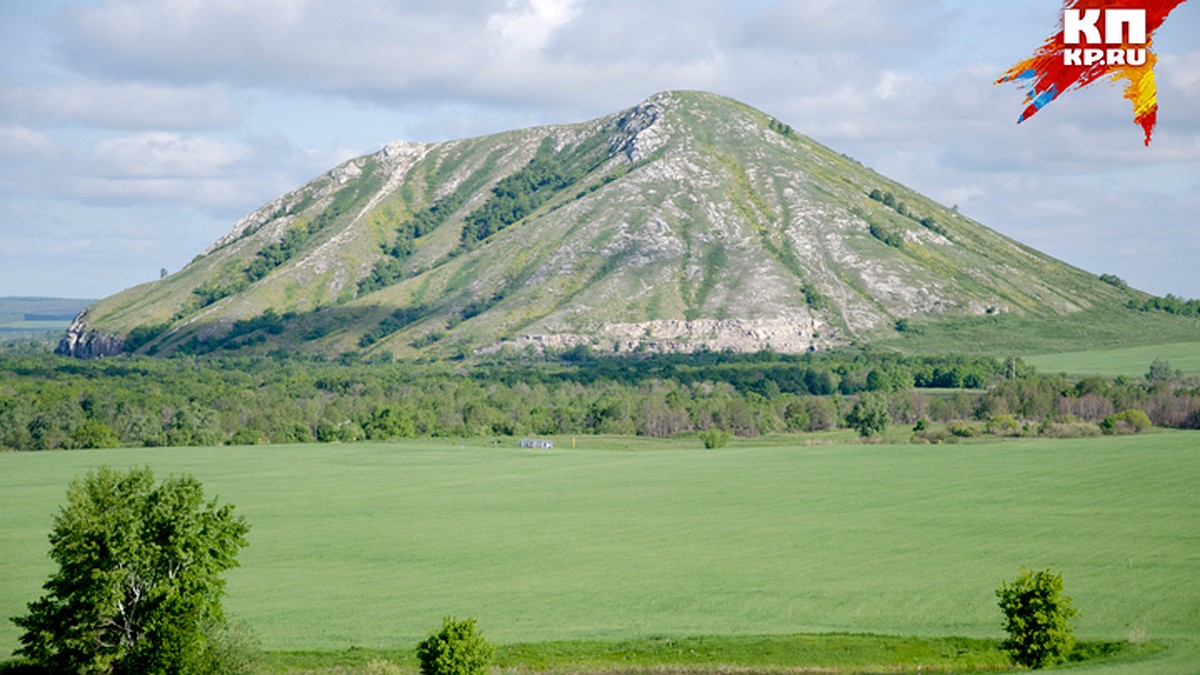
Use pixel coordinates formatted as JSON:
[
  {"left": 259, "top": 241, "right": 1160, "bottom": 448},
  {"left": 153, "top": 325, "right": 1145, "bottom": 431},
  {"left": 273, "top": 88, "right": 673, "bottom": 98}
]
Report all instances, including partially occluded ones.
[{"left": 1, "top": 0, "right": 1197, "bottom": 300}]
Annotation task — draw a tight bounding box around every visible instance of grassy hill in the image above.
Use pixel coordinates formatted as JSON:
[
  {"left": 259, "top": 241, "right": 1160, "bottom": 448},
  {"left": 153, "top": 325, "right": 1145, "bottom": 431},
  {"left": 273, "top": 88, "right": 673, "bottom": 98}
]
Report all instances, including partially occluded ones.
[{"left": 57, "top": 91, "right": 1150, "bottom": 360}]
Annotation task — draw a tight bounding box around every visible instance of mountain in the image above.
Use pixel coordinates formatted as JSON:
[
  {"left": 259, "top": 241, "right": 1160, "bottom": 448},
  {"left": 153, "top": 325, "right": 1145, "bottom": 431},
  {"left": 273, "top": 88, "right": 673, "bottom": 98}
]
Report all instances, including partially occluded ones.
[{"left": 58, "top": 91, "right": 1141, "bottom": 360}]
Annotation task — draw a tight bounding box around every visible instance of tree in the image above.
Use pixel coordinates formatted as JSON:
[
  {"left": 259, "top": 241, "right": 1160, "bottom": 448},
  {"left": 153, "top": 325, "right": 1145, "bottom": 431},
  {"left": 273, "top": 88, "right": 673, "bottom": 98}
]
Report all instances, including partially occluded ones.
[
  {"left": 1146, "top": 357, "right": 1174, "bottom": 383},
  {"left": 845, "top": 392, "right": 890, "bottom": 437},
  {"left": 996, "top": 568, "right": 1077, "bottom": 669},
  {"left": 416, "top": 616, "right": 494, "bottom": 675},
  {"left": 65, "top": 419, "right": 121, "bottom": 449},
  {"left": 698, "top": 428, "right": 731, "bottom": 449},
  {"left": 13, "top": 466, "right": 250, "bottom": 674}
]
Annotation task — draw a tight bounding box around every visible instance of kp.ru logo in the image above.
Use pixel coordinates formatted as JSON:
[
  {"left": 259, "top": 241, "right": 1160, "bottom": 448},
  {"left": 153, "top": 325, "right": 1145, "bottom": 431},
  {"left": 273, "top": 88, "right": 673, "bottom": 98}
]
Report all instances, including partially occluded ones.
[
  {"left": 995, "top": 0, "right": 1190, "bottom": 146},
  {"left": 1062, "top": 9, "right": 1147, "bottom": 66}
]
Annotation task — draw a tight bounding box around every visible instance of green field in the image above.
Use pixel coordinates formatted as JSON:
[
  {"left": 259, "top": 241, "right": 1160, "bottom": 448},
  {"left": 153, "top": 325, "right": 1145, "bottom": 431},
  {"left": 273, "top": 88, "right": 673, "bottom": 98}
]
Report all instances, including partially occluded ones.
[
  {"left": 883, "top": 308, "right": 1200, "bottom": 358},
  {"left": 3, "top": 434, "right": 1198, "bottom": 672},
  {"left": 1026, "top": 341, "right": 1200, "bottom": 378},
  {"left": 0, "top": 297, "right": 91, "bottom": 334}
]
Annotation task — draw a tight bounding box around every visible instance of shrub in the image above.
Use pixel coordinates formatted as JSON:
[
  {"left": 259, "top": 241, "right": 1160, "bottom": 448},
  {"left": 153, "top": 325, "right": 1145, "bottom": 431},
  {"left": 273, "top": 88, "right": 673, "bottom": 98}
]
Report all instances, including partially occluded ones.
[
  {"left": 947, "top": 420, "right": 976, "bottom": 438},
  {"left": 1099, "top": 273, "right": 1128, "bottom": 289},
  {"left": 416, "top": 616, "right": 494, "bottom": 675},
  {"left": 699, "top": 428, "right": 732, "bottom": 449},
  {"left": 1101, "top": 409, "right": 1152, "bottom": 435},
  {"left": 996, "top": 568, "right": 1077, "bottom": 669},
  {"left": 1040, "top": 421, "right": 1101, "bottom": 438},
  {"left": 985, "top": 414, "right": 1019, "bottom": 436},
  {"left": 912, "top": 426, "right": 954, "bottom": 445},
  {"left": 199, "top": 621, "right": 261, "bottom": 675}
]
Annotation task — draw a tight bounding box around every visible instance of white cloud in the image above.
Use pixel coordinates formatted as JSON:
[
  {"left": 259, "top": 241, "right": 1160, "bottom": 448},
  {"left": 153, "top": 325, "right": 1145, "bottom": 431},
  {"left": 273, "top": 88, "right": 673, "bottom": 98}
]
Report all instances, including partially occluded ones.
[
  {"left": 739, "top": 0, "right": 946, "bottom": 54},
  {"left": 91, "top": 133, "right": 249, "bottom": 178},
  {"left": 487, "top": 0, "right": 581, "bottom": 53},
  {"left": 0, "top": 81, "right": 240, "bottom": 130},
  {"left": 0, "top": 126, "right": 58, "bottom": 159}
]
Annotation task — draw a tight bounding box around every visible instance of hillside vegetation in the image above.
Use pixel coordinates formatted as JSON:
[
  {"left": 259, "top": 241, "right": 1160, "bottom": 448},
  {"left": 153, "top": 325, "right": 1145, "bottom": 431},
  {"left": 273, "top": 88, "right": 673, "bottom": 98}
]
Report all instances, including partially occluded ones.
[
  {"left": 58, "top": 91, "right": 1147, "bottom": 360},
  {"left": 3, "top": 348, "right": 1198, "bottom": 451}
]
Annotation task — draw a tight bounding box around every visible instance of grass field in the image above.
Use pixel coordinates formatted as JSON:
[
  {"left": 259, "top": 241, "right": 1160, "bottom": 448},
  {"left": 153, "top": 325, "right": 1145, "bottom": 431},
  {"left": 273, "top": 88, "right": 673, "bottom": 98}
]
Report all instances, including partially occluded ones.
[
  {"left": 1026, "top": 341, "right": 1200, "bottom": 378},
  {"left": 3, "top": 434, "right": 1198, "bottom": 672},
  {"left": 0, "top": 297, "right": 90, "bottom": 334},
  {"left": 882, "top": 307, "right": 1200, "bottom": 358}
]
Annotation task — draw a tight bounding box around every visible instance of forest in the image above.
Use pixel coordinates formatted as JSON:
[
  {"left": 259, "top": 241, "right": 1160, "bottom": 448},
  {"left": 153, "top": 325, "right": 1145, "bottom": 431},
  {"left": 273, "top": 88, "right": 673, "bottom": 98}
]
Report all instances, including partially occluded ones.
[{"left": 2, "top": 341, "right": 1197, "bottom": 451}]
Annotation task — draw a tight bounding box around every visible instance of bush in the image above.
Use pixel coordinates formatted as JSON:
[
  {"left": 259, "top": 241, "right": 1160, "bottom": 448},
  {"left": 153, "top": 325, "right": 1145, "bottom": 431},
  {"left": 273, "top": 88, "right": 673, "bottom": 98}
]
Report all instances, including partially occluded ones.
[
  {"left": 699, "top": 428, "right": 732, "bottom": 449},
  {"left": 912, "top": 426, "right": 954, "bottom": 445},
  {"left": 1040, "top": 421, "right": 1101, "bottom": 438},
  {"left": 1101, "top": 409, "right": 1152, "bottom": 435},
  {"left": 416, "top": 617, "right": 494, "bottom": 675},
  {"left": 947, "top": 420, "right": 976, "bottom": 438},
  {"left": 985, "top": 414, "right": 1019, "bottom": 437},
  {"left": 199, "top": 621, "right": 261, "bottom": 675},
  {"left": 996, "top": 568, "right": 1077, "bottom": 669}
]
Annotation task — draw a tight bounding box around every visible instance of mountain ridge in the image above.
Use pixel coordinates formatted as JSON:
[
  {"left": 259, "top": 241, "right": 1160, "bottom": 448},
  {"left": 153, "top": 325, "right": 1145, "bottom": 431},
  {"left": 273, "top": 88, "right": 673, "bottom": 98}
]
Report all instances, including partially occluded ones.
[{"left": 58, "top": 90, "right": 1142, "bottom": 359}]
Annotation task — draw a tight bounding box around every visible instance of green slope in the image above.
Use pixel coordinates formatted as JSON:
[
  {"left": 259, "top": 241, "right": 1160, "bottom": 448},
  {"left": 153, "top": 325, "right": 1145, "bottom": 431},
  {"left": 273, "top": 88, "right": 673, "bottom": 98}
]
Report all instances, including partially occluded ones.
[{"left": 59, "top": 91, "right": 1149, "bottom": 360}]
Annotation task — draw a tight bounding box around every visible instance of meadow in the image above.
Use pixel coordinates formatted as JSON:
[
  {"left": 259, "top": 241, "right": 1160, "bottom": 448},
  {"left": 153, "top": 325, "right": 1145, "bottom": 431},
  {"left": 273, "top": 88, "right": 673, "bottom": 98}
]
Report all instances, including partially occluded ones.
[
  {"left": 1025, "top": 341, "right": 1200, "bottom": 378},
  {"left": 3, "top": 433, "right": 1198, "bottom": 672}
]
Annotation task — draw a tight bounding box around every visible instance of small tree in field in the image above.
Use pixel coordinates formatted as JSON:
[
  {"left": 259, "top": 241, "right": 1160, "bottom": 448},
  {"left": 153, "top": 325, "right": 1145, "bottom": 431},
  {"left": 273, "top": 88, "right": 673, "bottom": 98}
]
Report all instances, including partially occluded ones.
[
  {"left": 846, "top": 392, "right": 890, "bottom": 437},
  {"left": 699, "top": 428, "right": 731, "bottom": 449},
  {"left": 996, "top": 568, "right": 1077, "bottom": 669},
  {"left": 416, "top": 617, "right": 494, "bottom": 675},
  {"left": 13, "top": 466, "right": 250, "bottom": 674}
]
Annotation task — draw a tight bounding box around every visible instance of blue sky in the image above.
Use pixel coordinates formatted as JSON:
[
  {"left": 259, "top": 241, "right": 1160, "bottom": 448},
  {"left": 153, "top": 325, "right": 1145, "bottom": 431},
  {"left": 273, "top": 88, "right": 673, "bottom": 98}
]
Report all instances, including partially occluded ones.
[{"left": 1, "top": 0, "right": 1197, "bottom": 299}]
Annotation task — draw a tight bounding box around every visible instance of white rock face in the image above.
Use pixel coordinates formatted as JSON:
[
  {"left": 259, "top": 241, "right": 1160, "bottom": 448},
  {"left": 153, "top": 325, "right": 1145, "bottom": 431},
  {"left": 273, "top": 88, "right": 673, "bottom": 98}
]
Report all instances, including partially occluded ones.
[{"left": 495, "top": 316, "right": 835, "bottom": 355}]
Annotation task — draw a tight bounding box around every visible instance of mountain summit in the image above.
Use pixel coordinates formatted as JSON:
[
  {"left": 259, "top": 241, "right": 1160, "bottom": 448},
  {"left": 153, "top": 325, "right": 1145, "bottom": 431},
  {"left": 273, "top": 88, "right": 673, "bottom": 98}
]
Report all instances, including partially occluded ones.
[{"left": 59, "top": 91, "right": 1133, "bottom": 359}]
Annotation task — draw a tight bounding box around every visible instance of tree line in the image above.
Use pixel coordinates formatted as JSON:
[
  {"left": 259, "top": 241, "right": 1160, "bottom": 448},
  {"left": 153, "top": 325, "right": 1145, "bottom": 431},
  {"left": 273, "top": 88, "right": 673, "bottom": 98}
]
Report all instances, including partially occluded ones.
[{"left": 2, "top": 346, "right": 1196, "bottom": 451}]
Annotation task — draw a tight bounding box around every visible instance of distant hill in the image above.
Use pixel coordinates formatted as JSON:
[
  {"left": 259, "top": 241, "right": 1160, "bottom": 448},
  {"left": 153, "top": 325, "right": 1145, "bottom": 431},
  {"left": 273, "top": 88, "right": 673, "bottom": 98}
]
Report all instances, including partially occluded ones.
[
  {"left": 58, "top": 91, "right": 1149, "bottom": 359},
  {"left": 0, "top": 297, "right": 95, "bottom": 334}
]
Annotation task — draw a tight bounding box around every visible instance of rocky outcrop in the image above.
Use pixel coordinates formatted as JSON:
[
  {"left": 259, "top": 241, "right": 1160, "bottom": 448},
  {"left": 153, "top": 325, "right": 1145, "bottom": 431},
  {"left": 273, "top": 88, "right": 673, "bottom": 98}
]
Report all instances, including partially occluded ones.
[
  {"left": 490, "top": 317, "right": 839, "bottom": 355},
  {"left": 56, "top": 311, "right": 125, "bottom": 358},
  {"left": 609, "top": 94, "right": 667, "bottom": 162}
]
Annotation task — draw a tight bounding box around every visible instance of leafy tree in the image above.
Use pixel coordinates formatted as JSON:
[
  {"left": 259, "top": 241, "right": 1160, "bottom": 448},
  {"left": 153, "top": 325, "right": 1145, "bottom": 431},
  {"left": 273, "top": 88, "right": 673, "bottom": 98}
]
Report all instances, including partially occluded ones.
[
  {"left": 65, "top": 419, "right": 120, "bottom": 449},
  {"left": 1146, "top": 357, "right": 1174, "bottom": 382},
  {"left": 361, "top": 406, "right": 418, "bottom": 439},
  {"left": 996, "top": 568, "right": 1077, "bottom": 669},
  {"left": 846, "top": 392, "right": 890, "bottom": 437},
  {"left": 13, "top": 466, "right": 250, "bottom": 674},
  {"left": 415, "top": 616, "right": 494, "bottom": 675}
]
